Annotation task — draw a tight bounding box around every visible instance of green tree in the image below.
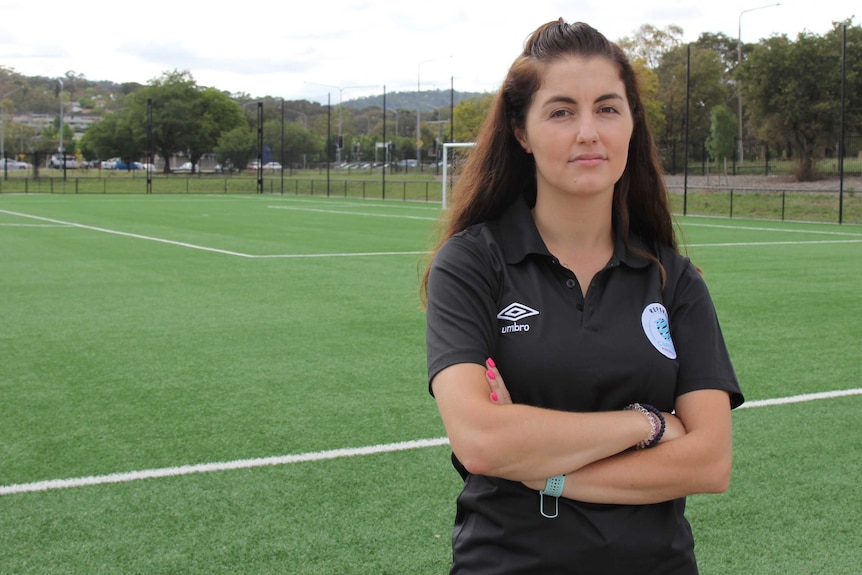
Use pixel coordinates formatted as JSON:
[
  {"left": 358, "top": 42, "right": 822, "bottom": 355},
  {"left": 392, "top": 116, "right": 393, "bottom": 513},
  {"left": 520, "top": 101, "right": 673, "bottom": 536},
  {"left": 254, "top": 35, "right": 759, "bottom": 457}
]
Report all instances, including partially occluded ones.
[
  {"left": 86, "top": 70, "right": 247, "bottom": 174},
  {"left": 694, "top": 31, "right": 742, "bottom": 75},
  {"left": 214, "top": 125, "right": 255, "bottom": 172},
  {"left": 618, "top": 24, "right": 684, "bottom": 69},
  {"left": 184, "top": 87, "right": 246, "bottom": 170},
  {"left": 740, "top": 21, "right": 862, "bottom": 180},
  {"left": 632, "top": 59, "right": 666, "bottom": 142},
  {"left": 451, "top": 94, "right": 493, "bottom": 143},
  {"left": 78, "top": 110, "right": 145, "bottom": 167},
  {"left": 656, "top": 44, "right": 728, "bottom": 169},
  {"left": 706, "top": 104, "right": 737, "bottom": 162}
]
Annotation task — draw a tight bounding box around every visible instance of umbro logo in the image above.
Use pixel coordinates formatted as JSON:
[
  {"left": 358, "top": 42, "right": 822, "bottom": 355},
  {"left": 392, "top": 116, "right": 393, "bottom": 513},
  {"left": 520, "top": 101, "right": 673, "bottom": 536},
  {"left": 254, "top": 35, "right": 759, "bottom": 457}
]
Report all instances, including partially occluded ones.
[{"left": 497, "top": 302, "right": 539, "bottom": 334}]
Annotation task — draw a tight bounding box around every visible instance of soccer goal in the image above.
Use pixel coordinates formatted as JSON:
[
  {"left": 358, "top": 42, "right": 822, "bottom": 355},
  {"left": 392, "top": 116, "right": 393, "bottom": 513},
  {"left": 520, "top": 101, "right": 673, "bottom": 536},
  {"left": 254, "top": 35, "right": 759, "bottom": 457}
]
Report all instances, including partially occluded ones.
[{"left": 441, "top": 142, "right": 476, "bottom": 209}]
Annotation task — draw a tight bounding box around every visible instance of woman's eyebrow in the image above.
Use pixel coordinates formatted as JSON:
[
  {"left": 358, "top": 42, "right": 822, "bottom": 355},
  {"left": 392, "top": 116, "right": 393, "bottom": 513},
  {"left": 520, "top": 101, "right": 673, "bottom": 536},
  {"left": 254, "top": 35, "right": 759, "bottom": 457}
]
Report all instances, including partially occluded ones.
[{"left": 541, "top": 92, "right": 625, "bottom": 107}]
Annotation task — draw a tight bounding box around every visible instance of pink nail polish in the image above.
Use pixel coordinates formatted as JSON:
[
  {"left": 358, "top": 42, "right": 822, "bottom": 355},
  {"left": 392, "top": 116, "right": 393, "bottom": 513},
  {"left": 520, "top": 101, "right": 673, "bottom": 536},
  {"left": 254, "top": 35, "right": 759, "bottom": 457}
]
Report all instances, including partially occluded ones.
[
  {"left": 486, "top": 369, "right": 496, "bottom": 380},
  {"left": 487, "top": 357, "right": 496, "bottom": 368},
  {"left": 490, "top": 392, "right": 499, "bottom": 402}
]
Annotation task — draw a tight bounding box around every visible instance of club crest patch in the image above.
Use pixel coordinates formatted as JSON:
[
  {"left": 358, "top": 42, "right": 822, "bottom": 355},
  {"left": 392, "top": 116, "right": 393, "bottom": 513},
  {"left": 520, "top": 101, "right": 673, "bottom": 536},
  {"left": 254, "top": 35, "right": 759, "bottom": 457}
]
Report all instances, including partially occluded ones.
[{"left": 641, "top": 303, "right": 677, "bottom": 359}]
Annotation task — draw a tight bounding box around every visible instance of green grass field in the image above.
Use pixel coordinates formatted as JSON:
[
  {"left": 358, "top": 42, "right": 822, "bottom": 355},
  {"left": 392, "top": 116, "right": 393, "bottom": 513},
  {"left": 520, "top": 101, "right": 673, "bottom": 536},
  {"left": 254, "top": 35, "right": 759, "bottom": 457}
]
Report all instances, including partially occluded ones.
[{"left": 1, "top": 191, "right": 860, "bottom": 574}]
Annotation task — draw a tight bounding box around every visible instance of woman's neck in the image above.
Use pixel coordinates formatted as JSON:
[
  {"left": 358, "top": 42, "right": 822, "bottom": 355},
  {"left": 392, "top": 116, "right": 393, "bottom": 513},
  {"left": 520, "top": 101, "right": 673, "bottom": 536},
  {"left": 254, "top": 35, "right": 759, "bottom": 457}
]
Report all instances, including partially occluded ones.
[{"left": 531, "top": 191, "right": 614, "bottom": 254}]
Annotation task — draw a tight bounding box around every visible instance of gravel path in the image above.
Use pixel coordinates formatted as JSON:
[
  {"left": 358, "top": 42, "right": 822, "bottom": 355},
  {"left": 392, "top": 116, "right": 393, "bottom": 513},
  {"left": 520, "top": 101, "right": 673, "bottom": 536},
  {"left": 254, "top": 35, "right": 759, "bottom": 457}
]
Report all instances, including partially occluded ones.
[{"left": 664, "top": 173, "right": 861, "bottom": 192}]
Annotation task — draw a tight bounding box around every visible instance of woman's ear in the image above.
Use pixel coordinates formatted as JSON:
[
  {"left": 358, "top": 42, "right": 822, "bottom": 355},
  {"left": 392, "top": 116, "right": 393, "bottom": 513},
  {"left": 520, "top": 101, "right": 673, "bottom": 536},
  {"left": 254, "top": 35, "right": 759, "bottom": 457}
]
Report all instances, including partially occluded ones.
[{"left": 513, "top": 123, "right": 531, "bottom": 154}]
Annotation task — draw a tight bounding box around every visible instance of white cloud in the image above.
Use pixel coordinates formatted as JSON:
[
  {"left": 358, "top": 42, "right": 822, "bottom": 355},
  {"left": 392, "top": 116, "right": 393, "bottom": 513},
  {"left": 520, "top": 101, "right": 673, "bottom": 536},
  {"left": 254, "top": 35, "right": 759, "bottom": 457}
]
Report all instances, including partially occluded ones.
[{"left": 0, "top": 0, "right": 851, "bottom": 102}]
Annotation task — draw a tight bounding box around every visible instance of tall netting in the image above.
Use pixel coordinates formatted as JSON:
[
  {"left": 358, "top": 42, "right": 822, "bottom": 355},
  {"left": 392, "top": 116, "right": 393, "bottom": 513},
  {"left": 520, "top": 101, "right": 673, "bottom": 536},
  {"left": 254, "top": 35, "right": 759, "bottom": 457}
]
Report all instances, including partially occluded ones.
[{"left": 441, "top": 143, "right": 475, "bottom": 209}]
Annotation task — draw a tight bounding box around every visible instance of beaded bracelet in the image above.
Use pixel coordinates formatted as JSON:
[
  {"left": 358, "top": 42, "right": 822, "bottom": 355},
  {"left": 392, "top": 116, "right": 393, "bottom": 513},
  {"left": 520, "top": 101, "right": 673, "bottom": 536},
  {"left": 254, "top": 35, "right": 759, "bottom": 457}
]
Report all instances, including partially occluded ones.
[{"left": 625, "top": 403, "right": 666, "bottom": 449}]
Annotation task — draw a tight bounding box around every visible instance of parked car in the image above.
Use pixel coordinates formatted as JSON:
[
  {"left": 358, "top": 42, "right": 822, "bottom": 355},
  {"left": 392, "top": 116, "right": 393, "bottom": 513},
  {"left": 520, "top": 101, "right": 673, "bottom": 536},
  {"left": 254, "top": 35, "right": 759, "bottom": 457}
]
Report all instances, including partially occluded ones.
[
  {"left": 0, "top": 158, "right": 28, "bottom": 170},
  {"left": 174, "top": 162, "right": 193, "bottom": 172},
  {"left": 110, "top": 160, "right": 141, "bottom": 170},
  {"left": 49, "top": 154, "right": 78, "bottom": 169},
  {"left": 263, "top": 161, "right": 282, "bottom": 171}
]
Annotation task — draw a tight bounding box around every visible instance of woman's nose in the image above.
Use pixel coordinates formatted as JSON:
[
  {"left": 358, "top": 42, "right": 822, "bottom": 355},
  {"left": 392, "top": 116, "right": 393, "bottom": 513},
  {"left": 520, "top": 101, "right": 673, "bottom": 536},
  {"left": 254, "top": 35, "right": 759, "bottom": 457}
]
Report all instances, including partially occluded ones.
[{"left": 576, "top": 120, "right": 598, "bottom": 143}]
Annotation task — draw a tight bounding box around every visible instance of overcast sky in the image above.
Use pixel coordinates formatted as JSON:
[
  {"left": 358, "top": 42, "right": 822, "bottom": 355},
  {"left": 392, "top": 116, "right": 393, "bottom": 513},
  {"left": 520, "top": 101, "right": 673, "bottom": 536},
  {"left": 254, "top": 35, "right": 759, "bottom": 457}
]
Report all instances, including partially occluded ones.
[{"left": 0, "top": 0, "right": 854, "bottom": 104}]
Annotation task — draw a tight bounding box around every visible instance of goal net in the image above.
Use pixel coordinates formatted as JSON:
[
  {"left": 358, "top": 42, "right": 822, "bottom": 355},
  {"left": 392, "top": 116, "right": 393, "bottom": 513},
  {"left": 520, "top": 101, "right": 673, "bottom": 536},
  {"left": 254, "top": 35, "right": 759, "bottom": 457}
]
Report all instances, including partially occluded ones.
[{"left": 441, "top": 142, "right": 476, "bottom": 209}]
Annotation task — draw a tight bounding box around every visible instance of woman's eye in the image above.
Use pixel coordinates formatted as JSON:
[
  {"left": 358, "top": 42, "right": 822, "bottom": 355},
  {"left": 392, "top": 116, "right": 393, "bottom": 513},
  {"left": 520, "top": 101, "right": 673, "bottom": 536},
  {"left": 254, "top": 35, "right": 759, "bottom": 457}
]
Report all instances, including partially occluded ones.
[
  {"left": 550, "top": 109, "right": 569, "bottom": 118},
  {"left": 599, "top": 106, "right": 620, "bottom": 114}
]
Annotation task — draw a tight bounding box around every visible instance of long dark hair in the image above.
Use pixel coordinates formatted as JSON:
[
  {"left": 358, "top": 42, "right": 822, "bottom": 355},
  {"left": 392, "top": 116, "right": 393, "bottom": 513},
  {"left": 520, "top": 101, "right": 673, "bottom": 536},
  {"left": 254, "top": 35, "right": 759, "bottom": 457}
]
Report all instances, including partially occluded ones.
[{"left": 421, "top": 20, "right": 677, "bottom": 302}]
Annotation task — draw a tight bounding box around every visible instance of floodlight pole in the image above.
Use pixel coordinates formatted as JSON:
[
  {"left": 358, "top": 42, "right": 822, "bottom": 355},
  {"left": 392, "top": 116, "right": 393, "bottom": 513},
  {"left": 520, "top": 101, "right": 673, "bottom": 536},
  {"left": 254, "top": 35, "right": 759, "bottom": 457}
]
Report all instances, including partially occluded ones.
[
  {"left": 1, "top": 85, "right": 25, "bottom": 163},
  {"left": 738, "top": 3, "right": 781, "bottom": 165}
]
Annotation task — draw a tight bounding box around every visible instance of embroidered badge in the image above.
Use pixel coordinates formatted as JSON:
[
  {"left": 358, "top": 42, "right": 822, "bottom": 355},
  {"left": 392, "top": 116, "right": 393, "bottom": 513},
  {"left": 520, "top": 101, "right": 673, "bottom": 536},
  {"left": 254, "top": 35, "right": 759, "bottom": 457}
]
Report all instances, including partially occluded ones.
[{"left": 641, "top": 303, "right": 677, "bottom": 359}]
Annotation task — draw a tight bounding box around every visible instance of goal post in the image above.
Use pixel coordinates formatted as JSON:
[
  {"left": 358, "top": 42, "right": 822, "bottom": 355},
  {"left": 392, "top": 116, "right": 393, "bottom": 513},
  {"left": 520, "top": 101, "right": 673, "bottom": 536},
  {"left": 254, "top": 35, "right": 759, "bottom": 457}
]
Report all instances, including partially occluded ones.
[{"left": 441, "top": 142, "right": 476, "bottom": 209}]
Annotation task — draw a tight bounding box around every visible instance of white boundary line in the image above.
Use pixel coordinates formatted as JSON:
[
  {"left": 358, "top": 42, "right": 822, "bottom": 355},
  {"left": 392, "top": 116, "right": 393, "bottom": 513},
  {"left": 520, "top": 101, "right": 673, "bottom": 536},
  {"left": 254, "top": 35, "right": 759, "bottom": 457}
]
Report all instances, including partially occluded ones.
[
  {"left": 4, "top": 207, "right": 861, "bottom": 259},
  {"left": 685, "top": 222, "right": 862, "bottom": 237},
  {"left": 0, "top": 208, "right": 427, "bottom": 259},
  {"left": 2, "top": 388, "right": 860, "bottom": 497},
  {"left": 266, "top": 205, "right": 439, "bottom": 221}
]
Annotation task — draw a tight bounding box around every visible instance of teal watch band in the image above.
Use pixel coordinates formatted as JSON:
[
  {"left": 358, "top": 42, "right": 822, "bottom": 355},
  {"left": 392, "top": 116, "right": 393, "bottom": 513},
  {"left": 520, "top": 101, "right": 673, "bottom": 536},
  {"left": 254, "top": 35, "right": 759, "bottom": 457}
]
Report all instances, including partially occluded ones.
[
  {"left": 540, "top": 474, "right": 566, "bottom": 498},
  {"left": 539, "top": 475, "right": 566, "bottom": 518}
]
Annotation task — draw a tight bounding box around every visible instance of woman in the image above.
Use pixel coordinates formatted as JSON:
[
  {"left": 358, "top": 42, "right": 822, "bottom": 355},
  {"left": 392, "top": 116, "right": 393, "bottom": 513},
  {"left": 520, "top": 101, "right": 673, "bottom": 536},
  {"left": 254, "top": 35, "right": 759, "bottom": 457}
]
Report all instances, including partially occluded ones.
[{"left": 422, "top": 20, "right": 744, "bottom": 574}]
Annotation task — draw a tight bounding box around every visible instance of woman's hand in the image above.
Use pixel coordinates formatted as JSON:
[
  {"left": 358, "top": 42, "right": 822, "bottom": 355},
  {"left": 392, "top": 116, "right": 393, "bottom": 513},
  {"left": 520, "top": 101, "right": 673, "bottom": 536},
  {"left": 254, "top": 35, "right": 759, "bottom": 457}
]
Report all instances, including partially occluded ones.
[{"left": 484, "top": 358, "right": 512, "bottom": 405}]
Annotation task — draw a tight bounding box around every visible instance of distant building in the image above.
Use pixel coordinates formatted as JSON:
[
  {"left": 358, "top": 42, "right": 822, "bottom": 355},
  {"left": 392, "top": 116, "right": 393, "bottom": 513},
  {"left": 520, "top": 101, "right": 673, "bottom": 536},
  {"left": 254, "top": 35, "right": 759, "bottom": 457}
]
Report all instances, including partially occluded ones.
[{"left": 11, "top": 111, "right": 100, "bottom": 139}]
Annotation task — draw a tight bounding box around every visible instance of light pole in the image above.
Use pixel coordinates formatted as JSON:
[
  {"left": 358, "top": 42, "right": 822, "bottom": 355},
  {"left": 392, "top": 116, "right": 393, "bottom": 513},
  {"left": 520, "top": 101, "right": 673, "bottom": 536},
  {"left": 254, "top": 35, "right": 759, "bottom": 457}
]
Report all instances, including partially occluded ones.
[
  {"left": 1, "top": 84, "right": 25, "bottom": 162},
  {"left": 417, "top": 56, "right": 452, "bottom": 168},
  {"left": 738, "top": 3, "right": 781, "bottom": 164},
  {"left": 305, "top": 82, "right": 377, "bottom": 163},
  {"left": 57, "top": 79, "right": 64, "bottom": 156}
]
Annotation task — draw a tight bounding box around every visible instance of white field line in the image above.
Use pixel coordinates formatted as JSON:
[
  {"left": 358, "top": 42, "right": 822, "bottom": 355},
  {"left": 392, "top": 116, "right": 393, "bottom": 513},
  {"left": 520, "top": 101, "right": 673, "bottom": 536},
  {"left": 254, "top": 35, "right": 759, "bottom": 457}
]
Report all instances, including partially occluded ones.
[
  {"left": 4, "top": 208, "right": 859, "bottom": 258},
  {"left": 266, "top": 204, "right": 439, "bottom": 221},
  {"left": 685, "top": 222, "right": 862, "bottom": 237},
  {"left": 0, "top": 209, "right": 253, "bottom": 258},
  {"left": 687, "top": 239, "right": 862, "bottom": 248},
  {"left": 2, "top": 388, "right": 860, "bottom": 497},
  {"left": 0, "top": 223, "right": 69, "bottom": 227},
  {"left": 0, "top": 208, "right": 427, "bottom": 259}
]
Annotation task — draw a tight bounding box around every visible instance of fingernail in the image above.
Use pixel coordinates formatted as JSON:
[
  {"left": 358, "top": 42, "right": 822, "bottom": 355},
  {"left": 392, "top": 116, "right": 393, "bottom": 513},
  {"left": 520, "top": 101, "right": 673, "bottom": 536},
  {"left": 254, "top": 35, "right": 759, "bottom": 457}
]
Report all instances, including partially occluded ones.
[
  {"left": 490, "top": 392, "right": 498, "bottom": 402},
  {"left": 486, "top": 369, "right": 496, "bottom": 380},
  {"left": 487, "top": 357, "right": 496, "bottom": 368}
]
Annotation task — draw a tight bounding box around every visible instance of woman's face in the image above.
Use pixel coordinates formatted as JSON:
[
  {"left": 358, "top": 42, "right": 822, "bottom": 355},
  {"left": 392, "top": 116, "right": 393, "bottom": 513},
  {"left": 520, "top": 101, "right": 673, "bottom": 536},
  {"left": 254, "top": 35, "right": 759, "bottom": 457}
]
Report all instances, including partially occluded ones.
[{"left": 515, "top": 56, "right": 634, "bottom": 202}]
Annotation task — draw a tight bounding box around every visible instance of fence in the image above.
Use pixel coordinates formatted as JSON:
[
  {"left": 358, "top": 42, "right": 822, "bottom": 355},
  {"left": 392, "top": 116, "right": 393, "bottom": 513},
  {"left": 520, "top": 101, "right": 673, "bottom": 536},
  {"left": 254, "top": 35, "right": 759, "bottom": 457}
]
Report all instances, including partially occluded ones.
[{"left": 2, "top": 170, "right": 861, "bottom": 225}]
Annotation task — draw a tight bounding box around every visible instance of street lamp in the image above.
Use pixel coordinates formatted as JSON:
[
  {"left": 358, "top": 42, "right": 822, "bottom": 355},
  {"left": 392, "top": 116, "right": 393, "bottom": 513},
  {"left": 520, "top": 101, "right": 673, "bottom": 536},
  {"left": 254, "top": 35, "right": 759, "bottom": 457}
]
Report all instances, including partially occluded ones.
[
  {"left": 738, "top": 3, "right": 781, "bottom": 164},
  {"left": 305, "top": 82, "right": 378, "bottom": 163}
]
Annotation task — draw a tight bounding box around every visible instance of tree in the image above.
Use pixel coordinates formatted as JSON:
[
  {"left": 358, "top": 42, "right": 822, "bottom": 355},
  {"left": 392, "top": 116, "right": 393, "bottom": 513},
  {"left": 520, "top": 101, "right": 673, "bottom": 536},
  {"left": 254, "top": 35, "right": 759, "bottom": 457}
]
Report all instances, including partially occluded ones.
[
  {"left": 706, "top": 104, "right": 736, "bottom": 163},
  {"left": 451, "top": 94, "right": 493, "bottom": 143},
  {"left": 618, "top": 24, "right": 684, "bottom": 69},
  {"left": 214, "top": 125, "right": 255, "bottom": 172},
  {"left": 78, "top": 110, "right": 145, "bottom": 166},
  {"left": 280, "top": 122, "right": 322, "bottom": 166},
  {"left": 693, "top": 32, "right": 741, "bottom": 75},
  {"left": 631, "top": 59, "right": 666, "bottom": 142},
  {"left": 86, "top": 70, "right": 247, "bottom": 173},
  {"left": 740, "top": 21, "right": 862, "bottom": 180},
  {"left": 656, "top": 44, "right": 728, "bottom": 170},
  {"left": 183, "top": 87, "right": 246, "bottom": 170}
]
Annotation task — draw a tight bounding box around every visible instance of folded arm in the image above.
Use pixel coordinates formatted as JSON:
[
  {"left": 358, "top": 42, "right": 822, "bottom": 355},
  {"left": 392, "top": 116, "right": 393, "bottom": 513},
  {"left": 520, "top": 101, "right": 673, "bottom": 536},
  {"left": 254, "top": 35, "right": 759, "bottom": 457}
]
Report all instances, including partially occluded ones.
[
  {"left": 431, "top": 362, "right": 685, "bottom": 482},
  {"left": 483, "top": 364, "right": 734, "bottom": 504}
]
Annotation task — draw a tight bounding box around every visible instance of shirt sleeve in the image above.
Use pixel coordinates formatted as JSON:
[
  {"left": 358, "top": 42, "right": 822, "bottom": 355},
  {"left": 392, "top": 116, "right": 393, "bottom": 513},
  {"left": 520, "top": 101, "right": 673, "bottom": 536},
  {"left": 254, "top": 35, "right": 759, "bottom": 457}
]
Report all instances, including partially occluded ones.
[
  {"left": 425, "top": 231, "right": 501, "bottom": 395},
  {"left": 667, "top": 257, "right": 744, "bottom": 409}
]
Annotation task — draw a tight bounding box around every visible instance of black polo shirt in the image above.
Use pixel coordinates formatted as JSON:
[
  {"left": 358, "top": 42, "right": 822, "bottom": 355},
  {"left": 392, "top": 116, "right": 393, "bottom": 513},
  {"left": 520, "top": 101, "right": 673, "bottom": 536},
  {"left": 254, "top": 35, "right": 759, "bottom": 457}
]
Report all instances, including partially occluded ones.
[{"left": 426, "top": 195, "right": 743, "bottom": 575}]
